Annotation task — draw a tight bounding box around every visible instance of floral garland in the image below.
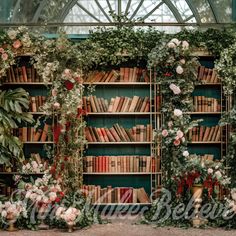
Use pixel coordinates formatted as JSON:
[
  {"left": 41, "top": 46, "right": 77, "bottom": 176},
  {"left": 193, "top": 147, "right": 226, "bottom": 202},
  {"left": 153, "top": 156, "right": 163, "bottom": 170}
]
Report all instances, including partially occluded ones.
[
  {"left": 143, "top": 38, "right": 232, "bottom": 227},
  {"left": 149, "top": 38, "right": 200, "bottom": 190},
  {"left": 216, "top": 42, "right": 236, "bottom": 189}
]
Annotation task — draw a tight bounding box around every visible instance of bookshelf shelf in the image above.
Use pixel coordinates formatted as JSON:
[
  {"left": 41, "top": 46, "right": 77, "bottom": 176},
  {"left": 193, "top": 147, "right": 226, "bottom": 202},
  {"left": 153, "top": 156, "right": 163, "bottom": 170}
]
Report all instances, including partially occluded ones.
[
  {"left": 187, "top": 112, "right": 222, "bottom": 115},
  {"left": 83, "top": 82, "right": 150, "bottom": 86},
  {"left": 0, "top": 172, "right": 44, "bottom": 175},
  {"left": 3, "top": 82, "right": 52, "bottom": 85},
  {"left": 87, "top": 142, "right": 152, "bottom": 145},
  {"left": 87, "top": 112, "right": 160, "bottom": 116},
  {"left": 189, "top": 141, "right": 223, "bottom": 144},
  {"left": 83, "top": 172, "right": 162, "bottom": 175},
  {"left": 195, "top": 83, "right": 221, "bottom": 86},
  {"left": 92, "top": 203, "right": 151, "bottom": 206},
  {"left": 23, "top": 141, "right": 54, "bottom": 144}
]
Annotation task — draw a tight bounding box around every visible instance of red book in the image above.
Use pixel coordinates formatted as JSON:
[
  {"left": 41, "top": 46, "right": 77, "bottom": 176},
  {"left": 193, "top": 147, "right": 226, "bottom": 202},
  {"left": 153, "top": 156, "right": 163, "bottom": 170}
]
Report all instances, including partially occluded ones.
[{"left": 100, "top": 128, "right": 109, "bottom": 142}]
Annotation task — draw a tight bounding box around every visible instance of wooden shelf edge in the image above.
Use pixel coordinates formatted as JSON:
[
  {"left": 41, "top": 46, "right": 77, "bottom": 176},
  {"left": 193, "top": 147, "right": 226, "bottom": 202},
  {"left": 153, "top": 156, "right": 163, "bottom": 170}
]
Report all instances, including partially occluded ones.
[
  {"left": 92, "top": 203, "right": 151, "bottom": 206},
  {"left": 23, "top": 141, "right": 54, "bottom": 144},
  {"left": 0, "top": 172, "right": 44, "bottom": 175},
  {"left": 188, "top": 141, "right": 223, "bottom": 144},
  {"left": 87, "top": 142, "right": 152, "bottom": 145},
  {"left": 83, "top": 82, "right": 150, "bottom": 85},
  {"left": 83, "top": 172, "right": 162, "bottom": 175},
  {"left": 2, "top": 82, "right": 52, "bottom": 85},
  {"left": 86, "top": 112, "right": 160, "bottom": 115}
]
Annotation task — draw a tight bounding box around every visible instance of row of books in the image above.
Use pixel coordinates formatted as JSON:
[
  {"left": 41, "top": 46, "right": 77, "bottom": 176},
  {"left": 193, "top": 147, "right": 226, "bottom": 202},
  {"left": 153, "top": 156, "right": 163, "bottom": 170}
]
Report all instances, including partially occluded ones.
[
  {"left": 193, "top": 96, "right": 220, "bottom": 112},
  {"left": 0, "top": 184, "right": 16, "bottom": 197},
  {"left": 189, "top": 125, "right": 221, "bottom": 142},
  {"left": 12, "top": 124, "right": 52, "bottom": 142},
  {"left": 197, "top": 66, "right": 220, "bottom": 83},
  {"left": 29, "top": 96, "right": 46, "bottom": 112},
  {"left": 5, "top": 65, "right": 42, "bottom": 83},
  {"left": 85, "top": 124, "right": 153, "bottom": 142},
  {"left": 85, "top": 67, "right": 150, "bottom": 83},
  {"left": 83, "top": 156, "right": 161, "bottom": 173},
  {"left": 82, "top": 185, "right": 150, "bottom": 204},
  {"left": 82, "top": 95, "right": 152, "bottom": 113}
]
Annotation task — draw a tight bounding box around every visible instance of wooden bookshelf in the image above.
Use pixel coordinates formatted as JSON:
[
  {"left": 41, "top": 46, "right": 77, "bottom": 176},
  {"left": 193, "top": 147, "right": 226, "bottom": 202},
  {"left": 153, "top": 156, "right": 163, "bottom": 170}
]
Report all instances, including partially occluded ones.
[{"left": 189, "top": 141, "right": 223, "bottom": 144}]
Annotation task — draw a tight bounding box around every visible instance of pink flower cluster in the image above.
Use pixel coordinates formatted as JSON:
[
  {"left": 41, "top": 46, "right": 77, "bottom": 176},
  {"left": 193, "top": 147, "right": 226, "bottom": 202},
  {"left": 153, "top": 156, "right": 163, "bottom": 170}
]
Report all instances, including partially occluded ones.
[
  {"left": 55, "top": 206, "right": 81, "bottom": 225},
  {"left": 0, "top": 47, "right": 8, "bottom": 61}
]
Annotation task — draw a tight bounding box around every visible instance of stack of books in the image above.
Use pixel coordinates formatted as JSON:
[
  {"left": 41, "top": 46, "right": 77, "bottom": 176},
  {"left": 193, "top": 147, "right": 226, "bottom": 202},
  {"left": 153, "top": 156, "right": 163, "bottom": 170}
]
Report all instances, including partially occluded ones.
[
  {"left": 12, "top": 124, "right": 52, "bottom": 142},
  {"left": 5, "top": 65, "right": 42, "bottom": 82},
  {"left": 84, "top": 67, "right": 150, "bottom": 83},
  {"left": 82, "top": 185, "right": 150, "bottom": 204},
  {"left": 29, "top": 96, "right": 47, "bottom": 112},
  {"left": 83, "top": 95, "right": 153, "bottom": 113},
  {"left": 83, "top": 156, "right": 160, "bottom": 173},
  {"left": 197, "top": 66, "right": 220, "bottom": 83},
  {"left": 193, "top": 96, "right": 220, "bottom": 112},
  {"left": 189, "top": 125, "right": 221, "bottom": 142},
  {"left": 85, "top": 124, "right": 152, "bottom": 142}
]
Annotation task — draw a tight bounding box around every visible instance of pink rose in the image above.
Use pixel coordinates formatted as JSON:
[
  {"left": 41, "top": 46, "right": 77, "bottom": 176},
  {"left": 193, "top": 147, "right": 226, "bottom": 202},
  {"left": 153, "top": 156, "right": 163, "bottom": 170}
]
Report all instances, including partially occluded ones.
[
  {"left": 53, "top": 102, "right": 60, "bottom": 109},
  {"left": 174, "top": 139, "right": 181, "bottom": 146},
  {"left": 51, "top": 89, "right": 57, "bottom": 97},
  {"left": 0, "top": 48, "right": 5, "bottom": 53},
  {"left": 176, "top": 130, "right": 184, "bottom": 138},
  {"left": 13, "top": 40, "right": 22, "bottom": 49},
  {"left": 63, "top": 69, "right": 71, "bottom": 78},
  {"left": 1, "top": 53, "right": 8, "bottom": 61},
  {"left": 162, "top": 129, "right": 168, "bottom": 137}
]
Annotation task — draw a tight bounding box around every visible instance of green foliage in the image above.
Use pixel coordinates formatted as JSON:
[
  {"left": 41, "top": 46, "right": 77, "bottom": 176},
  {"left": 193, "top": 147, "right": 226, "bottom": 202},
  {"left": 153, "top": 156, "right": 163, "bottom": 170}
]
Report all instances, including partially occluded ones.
[{"left": 0, "top": 88, "right": 33, "bottom": 165}]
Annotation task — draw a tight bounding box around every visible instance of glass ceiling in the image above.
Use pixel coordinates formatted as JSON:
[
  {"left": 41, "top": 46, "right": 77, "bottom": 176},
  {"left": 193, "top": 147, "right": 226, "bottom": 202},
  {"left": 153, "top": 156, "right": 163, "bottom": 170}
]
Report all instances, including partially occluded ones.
[{"left": 0, "top": 0, "right": 233, "bottom": 34}]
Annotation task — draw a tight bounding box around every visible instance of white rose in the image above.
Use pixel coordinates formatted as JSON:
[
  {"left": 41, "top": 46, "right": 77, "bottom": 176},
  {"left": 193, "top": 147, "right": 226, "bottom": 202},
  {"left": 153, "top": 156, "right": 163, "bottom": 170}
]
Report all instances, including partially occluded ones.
[
  {"left": 7, "top": 30, "right": 18, "bottom": 40},
  {"left": 1, "top": 210, "right": 7, "bottom": 218},
  {"left": 171, "top": 38, "right": 181, "bottom": 46},
  {"left": 49, "top": 192, "right": 57, "bottom": 202},
  {"left": 167, "top": 42, "right": 176, "bottom": 48},
  {"left": 174, "top": 109, "right": 182, "bottom": 117},
  {"left": 176, "top": 65, "right": 184, "bottom": 74},
  {"left": 183, "top": 151, "right": 189, "bottom": 157},
  {"left": 56, "top": 207, "right": 65, "bottom": 218},
  {"left": 215, "top": 170, "right": 222, "bottom": 179},
  {"left": 169, "top": 83, "right": 181, "bottom": 95},
  {"left": 180, "top": 59, "right": 186, "bottom": 64},
  {"left": 182, "top": 41, "right": 189, "bottom": 49},
  {"left": 208, "top": 168, "right": 213, "bottom": 174},
  {"left": 26, "top": 163, "right": 31, "bottom": 169}
]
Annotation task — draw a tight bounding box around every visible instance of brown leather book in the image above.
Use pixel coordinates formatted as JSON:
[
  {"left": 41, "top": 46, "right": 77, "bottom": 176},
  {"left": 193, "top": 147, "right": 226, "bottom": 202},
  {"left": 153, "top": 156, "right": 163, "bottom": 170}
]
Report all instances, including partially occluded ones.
[
  {"left": 109, "top": 127, "right": 121, "bottom": 142},
  {"left": 137, "top": 188, "right": 150, "bottom": 203},
  {"left": 105, "top": 128, "right": 116, "bottom": 142},
  {"left": 202, "top": 127, "right": 211, "bottom": 141},
  {"left": 128, "top": 96, "right": 139, "bottom": 112},
  {"left": 33, "top": 128, "right": 43, "bottom": 141},
  {"left": 89, "top": 96, "right": 97, "bottom": 113},
  {"left": 41, "top": 124, "right": 49, "bottom": 142},
  {"left": 108, "top": 98, "right": 115, "bottom": 112},
  {"left": 116, "top": 97, "right": 125, "bottom": 112}
]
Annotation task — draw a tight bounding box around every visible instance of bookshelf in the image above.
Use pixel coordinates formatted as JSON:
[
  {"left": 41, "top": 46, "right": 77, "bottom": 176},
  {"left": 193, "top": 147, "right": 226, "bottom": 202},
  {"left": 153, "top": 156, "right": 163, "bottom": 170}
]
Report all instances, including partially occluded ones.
[
  {"left": 82, "top": 65, "right": 161, "bottom": 205},
  {"left": 0, "top": 55, "right": 53, "bottom": 197},
  {"left": 188, "top": 55, "right": 228, "bottom": 162}
]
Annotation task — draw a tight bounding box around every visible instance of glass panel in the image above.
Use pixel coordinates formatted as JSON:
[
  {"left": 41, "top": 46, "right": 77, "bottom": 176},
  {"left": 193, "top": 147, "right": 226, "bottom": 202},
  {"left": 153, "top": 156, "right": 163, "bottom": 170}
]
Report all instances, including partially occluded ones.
[
  {"left": 212, "top": 0, "right": 232, "bottom": 23},
  {"left": 171, "top": 0, "right": 193, "bottom": 20},
  {"left": 192, "top": 0, "right": 215, "bottom": 23}
]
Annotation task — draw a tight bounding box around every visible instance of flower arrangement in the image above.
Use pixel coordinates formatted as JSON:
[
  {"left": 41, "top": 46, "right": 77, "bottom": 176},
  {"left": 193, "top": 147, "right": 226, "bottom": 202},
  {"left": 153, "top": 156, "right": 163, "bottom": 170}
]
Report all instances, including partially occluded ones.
[
  {"left": 174, "top": 155, "right": 230, "bottom": 197},
  {"left": 19, "top": 158, "right": 48, "bottom": 174},
  {"left": 55, "top": 206, "right": 81, "bottom": 232},
  {"left": 0, "top": 200, "right": 27, "bottom": 227}
]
